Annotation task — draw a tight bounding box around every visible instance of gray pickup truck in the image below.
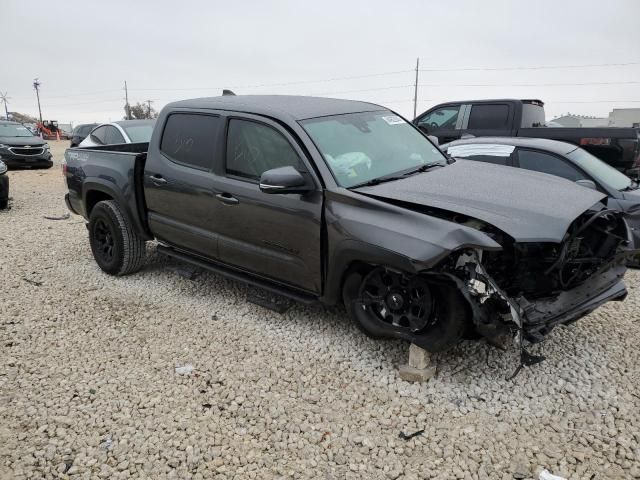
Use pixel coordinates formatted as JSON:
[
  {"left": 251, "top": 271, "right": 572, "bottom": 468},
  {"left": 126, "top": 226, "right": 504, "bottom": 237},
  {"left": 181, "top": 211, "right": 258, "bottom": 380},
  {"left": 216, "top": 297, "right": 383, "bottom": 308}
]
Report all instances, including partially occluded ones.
[
  {"left": 64, "top": 95, "right": 635, "bottom": 353},
  {"left": 415, "top": 99, "right": 640, "bottom": 177}
]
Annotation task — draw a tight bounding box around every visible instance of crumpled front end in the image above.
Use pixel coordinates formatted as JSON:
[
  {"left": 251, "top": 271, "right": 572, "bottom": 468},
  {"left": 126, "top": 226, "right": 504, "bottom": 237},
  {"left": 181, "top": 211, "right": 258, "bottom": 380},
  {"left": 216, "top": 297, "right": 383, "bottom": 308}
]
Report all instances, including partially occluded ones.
[{"left": 445, "top": 208, "right": 634, "bottom": 344}]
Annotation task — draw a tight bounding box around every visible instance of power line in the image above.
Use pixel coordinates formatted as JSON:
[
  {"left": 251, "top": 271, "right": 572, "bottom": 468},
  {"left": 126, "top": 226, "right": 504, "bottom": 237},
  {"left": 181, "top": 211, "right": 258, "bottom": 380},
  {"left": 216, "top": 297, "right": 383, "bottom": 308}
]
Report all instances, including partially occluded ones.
[
  {"left": 416, "top": 80, "right": 640, "bottom": 88},
  {"left": 418, "top": 61, "right": 640, "bottom": 73}
]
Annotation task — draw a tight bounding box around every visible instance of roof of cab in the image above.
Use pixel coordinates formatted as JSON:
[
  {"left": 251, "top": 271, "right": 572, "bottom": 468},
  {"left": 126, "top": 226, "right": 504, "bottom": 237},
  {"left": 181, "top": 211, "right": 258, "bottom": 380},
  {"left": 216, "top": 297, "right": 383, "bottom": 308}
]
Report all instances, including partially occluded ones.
[
  {"left": 166, "top": 95, "right": 386, "bottom": 121},
  {"left": 443, "top": 136, "right": 578, "bottom": 156}
]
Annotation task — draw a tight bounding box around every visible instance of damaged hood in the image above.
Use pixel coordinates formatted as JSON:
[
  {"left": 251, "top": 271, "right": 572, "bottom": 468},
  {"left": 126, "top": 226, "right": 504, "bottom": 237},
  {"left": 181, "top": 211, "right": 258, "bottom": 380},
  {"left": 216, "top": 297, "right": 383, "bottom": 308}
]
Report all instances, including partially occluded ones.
[{"left": 354, "top": 160, "right": 606, "bottom": 243}]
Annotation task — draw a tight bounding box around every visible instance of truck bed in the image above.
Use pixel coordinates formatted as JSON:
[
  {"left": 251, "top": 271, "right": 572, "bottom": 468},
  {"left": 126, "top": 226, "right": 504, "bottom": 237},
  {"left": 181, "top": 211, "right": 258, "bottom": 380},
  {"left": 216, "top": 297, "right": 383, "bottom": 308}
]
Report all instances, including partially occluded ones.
[{"left": 64, "top": 143, "right": 151, "bottom": 239}]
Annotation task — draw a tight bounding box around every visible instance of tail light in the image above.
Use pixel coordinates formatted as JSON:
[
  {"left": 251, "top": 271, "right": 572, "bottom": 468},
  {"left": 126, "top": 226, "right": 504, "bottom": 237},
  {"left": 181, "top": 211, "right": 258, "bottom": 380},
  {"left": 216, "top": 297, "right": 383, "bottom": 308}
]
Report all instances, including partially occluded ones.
[{"left": 579, "top": 137, "right": 610, "bottom": 146}]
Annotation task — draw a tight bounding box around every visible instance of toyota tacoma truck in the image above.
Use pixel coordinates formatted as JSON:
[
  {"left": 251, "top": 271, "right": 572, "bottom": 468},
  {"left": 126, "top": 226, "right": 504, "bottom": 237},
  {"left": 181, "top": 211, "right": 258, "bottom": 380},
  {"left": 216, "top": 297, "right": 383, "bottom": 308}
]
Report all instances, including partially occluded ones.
[
  {"left": 415, "top": 99, "right": 640, "bottom": 177},
  {"left": 64, "top": 95, "right": 636, "bottom": 353}
]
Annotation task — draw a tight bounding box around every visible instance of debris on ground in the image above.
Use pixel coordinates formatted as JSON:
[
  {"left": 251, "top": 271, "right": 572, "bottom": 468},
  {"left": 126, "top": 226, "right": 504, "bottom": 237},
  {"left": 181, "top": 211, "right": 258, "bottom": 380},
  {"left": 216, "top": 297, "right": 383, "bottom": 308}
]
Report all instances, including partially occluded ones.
[
  {"left": 43, "top": 213, "right": 70, "bottom": 221},
  {"left": 398, "top": 429, "right": 424, "bottom": 441},
  {"left": 22, "top": 278, "right": 43, "bottom": 286},
  {"left": 538, "top": 469, "right": 567, "bottom": 480},
  {"left": 175, "top": 364, "right": 194, "bottom": 375}
]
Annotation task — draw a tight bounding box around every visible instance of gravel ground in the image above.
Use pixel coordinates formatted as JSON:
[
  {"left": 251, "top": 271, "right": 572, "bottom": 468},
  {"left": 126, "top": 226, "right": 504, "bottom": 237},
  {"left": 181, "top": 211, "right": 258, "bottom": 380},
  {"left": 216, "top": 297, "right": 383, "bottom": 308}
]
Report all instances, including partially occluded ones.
[{"left": 1, "top": 141, "right": 639, "bottom": 480}]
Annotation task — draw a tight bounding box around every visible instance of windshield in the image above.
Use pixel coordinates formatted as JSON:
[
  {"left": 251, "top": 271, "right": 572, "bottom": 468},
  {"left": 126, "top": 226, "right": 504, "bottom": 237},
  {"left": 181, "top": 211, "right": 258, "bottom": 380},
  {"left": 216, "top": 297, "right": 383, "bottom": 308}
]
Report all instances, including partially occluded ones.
[
  {"left": 567, "top": 147, "right": 632, "bottom": 191},
  {"left": 121, "top": 123, "right": 155, "bottom": 143},
  {"left": 301, "top": 111, "right": 447, "bottom": 188},
  {"left": 0, "top": 123, "right": 35, "bottom": 137}
]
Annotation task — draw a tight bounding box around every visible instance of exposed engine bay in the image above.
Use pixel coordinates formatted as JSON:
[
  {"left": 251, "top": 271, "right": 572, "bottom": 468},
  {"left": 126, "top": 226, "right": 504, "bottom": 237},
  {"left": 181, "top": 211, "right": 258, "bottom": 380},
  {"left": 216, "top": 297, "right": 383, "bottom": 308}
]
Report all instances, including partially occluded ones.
[{"left": 444, "top": 208, "right": 632, "bottom": 344}]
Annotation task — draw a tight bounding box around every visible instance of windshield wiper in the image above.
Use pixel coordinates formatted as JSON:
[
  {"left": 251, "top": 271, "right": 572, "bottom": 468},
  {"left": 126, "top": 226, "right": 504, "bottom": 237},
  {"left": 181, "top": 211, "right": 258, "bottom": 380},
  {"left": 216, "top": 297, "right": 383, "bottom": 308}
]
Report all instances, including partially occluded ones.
[
  {"left": 349, "top": 175, "right": 405, "bottom": 189},
  {"left": 348, "top": 162, "right": 444, "bottom": 189},
  {"left": 400, "top": 162, "right": 444, "bottom": 177}
]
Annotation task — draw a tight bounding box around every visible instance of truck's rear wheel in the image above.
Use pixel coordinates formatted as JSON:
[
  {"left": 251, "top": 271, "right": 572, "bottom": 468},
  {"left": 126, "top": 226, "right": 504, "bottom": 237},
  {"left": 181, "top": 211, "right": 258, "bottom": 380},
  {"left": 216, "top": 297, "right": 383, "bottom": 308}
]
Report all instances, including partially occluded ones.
[
  {"left": 342, "top": 267, "right": 467, "bottom": 353},
  {"left": 88, "top": 200, "right": 146, "bottom": 276}
]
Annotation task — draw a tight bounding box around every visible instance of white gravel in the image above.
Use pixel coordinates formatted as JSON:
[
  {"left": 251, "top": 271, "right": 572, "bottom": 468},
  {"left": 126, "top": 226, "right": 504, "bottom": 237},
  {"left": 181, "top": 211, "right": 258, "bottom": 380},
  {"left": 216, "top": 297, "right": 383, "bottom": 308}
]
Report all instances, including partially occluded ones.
[{"left": 1, "top": 141, "right": 639, "bottom": 479}]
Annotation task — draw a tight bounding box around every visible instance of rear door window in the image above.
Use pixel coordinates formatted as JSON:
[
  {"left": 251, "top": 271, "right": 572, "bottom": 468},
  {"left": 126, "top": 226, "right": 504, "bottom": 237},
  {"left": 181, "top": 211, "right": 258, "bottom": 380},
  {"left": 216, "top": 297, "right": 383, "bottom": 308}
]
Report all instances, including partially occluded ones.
[
  {"left": 468, "top": 104, "right": 510, "bottom": 129},
  {"left": 516, "top": 148, "right": 586, "bottom": 181},
  {"left": 416, "top": 106, "right": 460, "bottom": 131},
  {"left": 105, "top": 126, "right": 125, "bottom": 144},
  {"left": 160, "top": 113, "right": 221, "bottom": 170},
  {"left": 91, "top": 126, "right": 108, "bottom": 144}
]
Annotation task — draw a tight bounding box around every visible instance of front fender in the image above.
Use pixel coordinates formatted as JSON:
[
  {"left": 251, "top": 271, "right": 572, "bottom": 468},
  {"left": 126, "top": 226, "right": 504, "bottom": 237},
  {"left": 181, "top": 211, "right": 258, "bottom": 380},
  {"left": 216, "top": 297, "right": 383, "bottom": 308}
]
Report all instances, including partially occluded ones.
[{"left": 321, "top": 190, "right": 502, "bottom": 304}]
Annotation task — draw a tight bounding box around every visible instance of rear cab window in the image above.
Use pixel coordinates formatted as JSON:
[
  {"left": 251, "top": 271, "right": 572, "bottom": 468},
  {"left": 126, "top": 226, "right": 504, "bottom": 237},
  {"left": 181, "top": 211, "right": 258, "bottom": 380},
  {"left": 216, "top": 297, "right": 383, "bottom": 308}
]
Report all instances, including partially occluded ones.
[
  {"left": 467, "top": 104, "right": 510, "bottom": 130},
  {"left": 520, "top": 101, "right": 546, "bottom": 128},
  {"left": 160, "top": 113, "right": 221, "bottom": 170}
]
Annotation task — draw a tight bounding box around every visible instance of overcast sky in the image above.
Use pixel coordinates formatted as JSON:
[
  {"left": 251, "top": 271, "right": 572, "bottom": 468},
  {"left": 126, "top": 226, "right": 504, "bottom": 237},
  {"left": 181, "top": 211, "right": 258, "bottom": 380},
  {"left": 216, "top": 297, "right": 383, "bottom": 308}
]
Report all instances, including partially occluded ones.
[{"left": 1, "top": 0, "right": 639, "bottom": 124}]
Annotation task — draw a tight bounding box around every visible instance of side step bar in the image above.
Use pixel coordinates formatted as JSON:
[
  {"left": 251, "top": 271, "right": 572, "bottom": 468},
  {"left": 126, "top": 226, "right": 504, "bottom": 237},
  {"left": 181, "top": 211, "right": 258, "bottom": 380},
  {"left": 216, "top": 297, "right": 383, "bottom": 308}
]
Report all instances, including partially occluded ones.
[{"left": 156, "top": 245, "right": 318, "bottom": 305}]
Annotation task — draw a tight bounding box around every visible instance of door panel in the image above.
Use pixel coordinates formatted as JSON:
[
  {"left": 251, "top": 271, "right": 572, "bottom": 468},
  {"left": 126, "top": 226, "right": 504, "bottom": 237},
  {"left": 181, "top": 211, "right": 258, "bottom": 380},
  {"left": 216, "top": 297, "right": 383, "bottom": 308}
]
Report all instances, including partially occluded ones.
[
  {"left": 145, "top": 160, "right": 220, "bottom": 258},
  {"left": 210, "top": 116, "right": 323, "bottom": 293},
  {"left": 144, "top": 112, "right": 223, "bottom": 259},
  {"left": 211, "top": 176, "right": 323, "bottom": 292}
]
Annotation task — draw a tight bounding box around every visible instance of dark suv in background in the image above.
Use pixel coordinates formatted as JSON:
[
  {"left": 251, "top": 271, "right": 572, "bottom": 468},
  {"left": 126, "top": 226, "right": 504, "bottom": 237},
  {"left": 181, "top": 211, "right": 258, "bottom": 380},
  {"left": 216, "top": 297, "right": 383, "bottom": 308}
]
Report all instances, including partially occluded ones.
[
  {"left": 69, "top": 123, "right": 99, "bottom": 148},
  {"left": 0, "top": 121, "right": 53, "bottom": 169}
]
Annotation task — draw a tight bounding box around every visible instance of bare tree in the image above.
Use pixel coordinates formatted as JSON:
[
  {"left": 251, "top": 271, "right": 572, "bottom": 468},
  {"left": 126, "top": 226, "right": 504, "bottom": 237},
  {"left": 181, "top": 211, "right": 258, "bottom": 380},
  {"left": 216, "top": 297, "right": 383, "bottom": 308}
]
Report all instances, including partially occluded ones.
[{"left": 125, "top": 102, "right": 158, "bottom": 120}]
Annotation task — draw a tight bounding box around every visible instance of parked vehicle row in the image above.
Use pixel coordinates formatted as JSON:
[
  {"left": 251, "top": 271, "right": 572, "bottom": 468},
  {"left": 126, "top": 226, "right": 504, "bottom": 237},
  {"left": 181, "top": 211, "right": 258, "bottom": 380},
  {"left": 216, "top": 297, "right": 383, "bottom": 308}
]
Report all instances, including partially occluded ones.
[
  {"left": 0, "top": 120, "right": 53, "bottom": 169},
  {"left": 64, "top": 95, "right": 636, "bottom": 354},
  {"left": 415, "top": 99, "right": 640, "bottom": 177}
]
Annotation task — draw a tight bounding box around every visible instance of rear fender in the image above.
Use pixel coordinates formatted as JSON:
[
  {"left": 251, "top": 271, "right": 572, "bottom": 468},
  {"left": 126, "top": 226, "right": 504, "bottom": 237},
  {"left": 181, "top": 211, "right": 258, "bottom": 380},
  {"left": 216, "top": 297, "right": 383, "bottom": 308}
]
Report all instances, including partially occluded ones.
[{"left": 82, "top": 180, "right": 152, "bottom": 240}]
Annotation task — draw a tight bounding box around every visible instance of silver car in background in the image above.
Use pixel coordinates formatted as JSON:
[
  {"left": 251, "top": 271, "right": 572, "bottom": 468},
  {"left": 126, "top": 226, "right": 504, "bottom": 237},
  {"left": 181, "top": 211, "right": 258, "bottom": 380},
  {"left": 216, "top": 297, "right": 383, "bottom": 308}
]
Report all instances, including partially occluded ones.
[{"left": 79, "top": 120, "right": 156, "bottom": 147}]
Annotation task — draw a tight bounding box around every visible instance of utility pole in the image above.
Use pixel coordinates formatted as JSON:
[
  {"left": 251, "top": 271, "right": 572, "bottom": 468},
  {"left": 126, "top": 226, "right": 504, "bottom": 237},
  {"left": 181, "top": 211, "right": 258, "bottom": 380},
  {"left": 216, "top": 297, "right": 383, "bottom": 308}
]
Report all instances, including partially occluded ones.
[
  {"left": 0, "top": 92, "right": 9, "bottom": 119},
  {"left": 124, "top": 81, "right": 131, "bottom": 120},
  {"left": 146, "top": 99, "right": 153, "bottom": 119},
  {"left": 413, "top": 57, "right": 420, "bottom": 119},
  {"left": 33, "top": 78, "right": 43, "bottom": 124}
]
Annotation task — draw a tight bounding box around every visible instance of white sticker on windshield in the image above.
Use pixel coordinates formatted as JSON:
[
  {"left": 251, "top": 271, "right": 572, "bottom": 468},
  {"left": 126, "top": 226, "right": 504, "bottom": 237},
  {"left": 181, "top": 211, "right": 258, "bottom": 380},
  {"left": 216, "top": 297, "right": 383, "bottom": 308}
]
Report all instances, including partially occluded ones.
[
  {"left": 447, "top": 144, "right": 515, "bottom": 158},
  {"left": 381, "top": 115, "right": 405, "bottom": 125}
]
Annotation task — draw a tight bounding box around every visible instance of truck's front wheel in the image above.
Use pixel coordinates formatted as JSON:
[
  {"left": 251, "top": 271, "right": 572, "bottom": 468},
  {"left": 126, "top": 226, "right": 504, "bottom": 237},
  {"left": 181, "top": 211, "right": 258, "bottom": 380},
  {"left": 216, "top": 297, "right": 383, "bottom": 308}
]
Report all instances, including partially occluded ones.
[
  {"left": 88, "top": 200, "right": 146, "bottom": 276},
  {"left": 342, "top": 267, "right": 468, "bottom": 353}
]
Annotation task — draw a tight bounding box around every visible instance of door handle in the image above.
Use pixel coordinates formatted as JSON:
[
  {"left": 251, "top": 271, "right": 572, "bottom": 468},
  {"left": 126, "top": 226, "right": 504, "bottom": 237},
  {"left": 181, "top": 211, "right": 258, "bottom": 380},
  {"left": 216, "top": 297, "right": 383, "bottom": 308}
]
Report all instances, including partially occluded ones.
[
  {"left": 150, "top": 175, "right": 167, "bottom": 185},
  {"left": 216, "top": 193, "right": 239, "bottom": 205}
]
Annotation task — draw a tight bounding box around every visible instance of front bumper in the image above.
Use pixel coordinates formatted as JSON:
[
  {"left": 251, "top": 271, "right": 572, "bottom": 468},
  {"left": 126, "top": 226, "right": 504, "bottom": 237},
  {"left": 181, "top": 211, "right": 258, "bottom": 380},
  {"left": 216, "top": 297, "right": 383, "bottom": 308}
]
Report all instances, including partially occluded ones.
[
  {"left": 516, "top": 263, "right": 627, "bottom": 342},
  {"left": 0, "top": 151, "right": 53, "bottom": 169}
]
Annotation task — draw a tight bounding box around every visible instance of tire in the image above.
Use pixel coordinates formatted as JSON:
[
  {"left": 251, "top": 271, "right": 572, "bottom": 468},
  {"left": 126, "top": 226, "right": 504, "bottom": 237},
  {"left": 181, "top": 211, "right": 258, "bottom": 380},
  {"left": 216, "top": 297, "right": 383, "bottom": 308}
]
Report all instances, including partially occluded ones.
[
  {"left": 88, "top": 200, "right": 146, "bottom": 275},
  {"left": 343, "top": 268, "right": 468, "bottom": 353}
]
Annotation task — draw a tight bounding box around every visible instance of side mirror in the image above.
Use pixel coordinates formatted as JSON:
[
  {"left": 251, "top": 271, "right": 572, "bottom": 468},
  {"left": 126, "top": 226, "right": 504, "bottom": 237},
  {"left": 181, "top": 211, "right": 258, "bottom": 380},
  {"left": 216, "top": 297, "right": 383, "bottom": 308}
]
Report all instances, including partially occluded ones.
[
  {"left": 576, "top": 179, "right": 597, "bottom": 190},
  {"left": 259, "top": 166, "right": 310, "bottom": 194}
]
